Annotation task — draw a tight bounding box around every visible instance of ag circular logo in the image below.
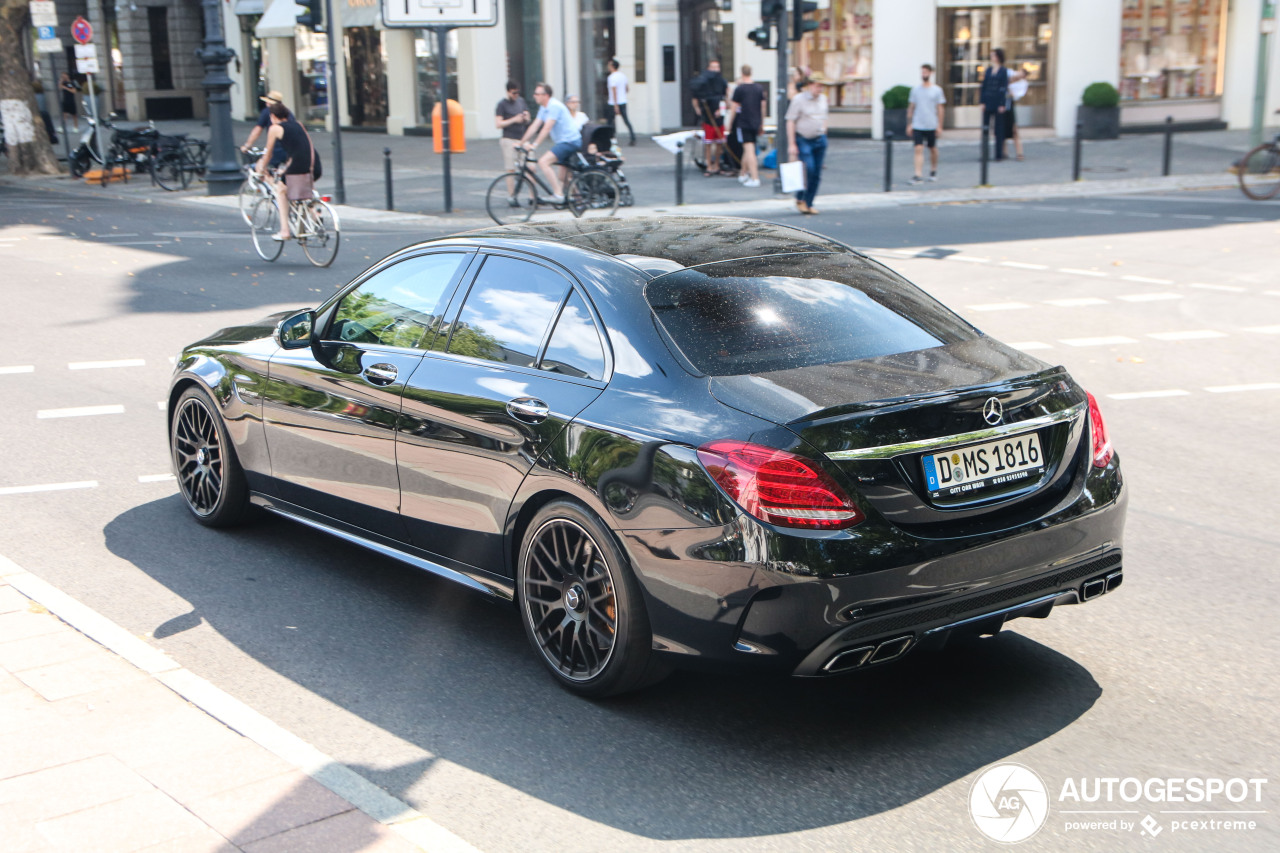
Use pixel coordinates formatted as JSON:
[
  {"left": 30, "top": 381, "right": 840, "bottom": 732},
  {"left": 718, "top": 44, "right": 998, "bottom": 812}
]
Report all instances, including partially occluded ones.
[{"left": 969, "top": 762, "right": 1050, "bottom": 843}]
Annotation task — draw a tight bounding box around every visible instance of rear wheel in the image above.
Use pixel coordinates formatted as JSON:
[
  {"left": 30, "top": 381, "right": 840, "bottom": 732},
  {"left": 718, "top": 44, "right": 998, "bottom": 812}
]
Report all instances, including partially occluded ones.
[
  {"left": 1238, "top": 143, "right": 1280, "bottom": 200},
  {"left": 170, "top": 386, "right": 250, "bottom": 527},
  {"left": 567, "top": 169, "right": 620, "bottom": 218},
  {"left": 299, "top": 200, "right": 340, "bottom": 268},
  {"left": 250, "top": 197, "right": 283, "bottom": 261},
  {"left": 486, "top": 173, "right": 538, "bottom": 224},
  {"left": 151, "top": 149, "right": 190, "bottom": 191}
]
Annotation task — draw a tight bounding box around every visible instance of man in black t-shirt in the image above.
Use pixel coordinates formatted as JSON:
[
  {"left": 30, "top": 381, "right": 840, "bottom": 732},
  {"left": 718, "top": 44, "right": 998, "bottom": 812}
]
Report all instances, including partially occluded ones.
[
  {"left": 241, "top": 90, "right": 293, "bottom": 168},
  {"left": 689, "top": 60, "right": 728, "bottom": 176},
  {"left": 725, "top": 65, "right": 767, "bottom": 187},
  {"left": 494, "top": 81, "right": 530, "bottom": 202}
]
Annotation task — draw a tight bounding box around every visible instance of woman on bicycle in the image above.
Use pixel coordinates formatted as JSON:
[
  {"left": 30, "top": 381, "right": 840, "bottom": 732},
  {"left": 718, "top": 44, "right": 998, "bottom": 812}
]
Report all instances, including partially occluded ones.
[{"left": 257, "top": 101, "right": 316, "bottom": 241}]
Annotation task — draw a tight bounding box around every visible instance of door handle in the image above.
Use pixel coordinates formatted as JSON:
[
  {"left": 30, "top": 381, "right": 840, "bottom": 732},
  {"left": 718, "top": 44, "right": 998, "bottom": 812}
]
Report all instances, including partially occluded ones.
[
  {"left": 506, "top": 397, "right": 550, "bottom": 424},
  {"left": 363, "top": 363, "right": 398, "bottom": 386}
]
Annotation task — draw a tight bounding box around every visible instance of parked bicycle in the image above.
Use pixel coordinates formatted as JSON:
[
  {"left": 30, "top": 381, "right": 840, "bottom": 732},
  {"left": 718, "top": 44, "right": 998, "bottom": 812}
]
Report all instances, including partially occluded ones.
[
  {"left": 248, "top": 176, "right": 341, "bottom": 267},
  {"left": 1238, "top": 130, "right": 1280, "bottom": 201},
  {"left": 237, "top": 147, "right": 273, "bottom": 224},
  {"left": 485, "top": 145, "right": 621, "bottom": 225}
]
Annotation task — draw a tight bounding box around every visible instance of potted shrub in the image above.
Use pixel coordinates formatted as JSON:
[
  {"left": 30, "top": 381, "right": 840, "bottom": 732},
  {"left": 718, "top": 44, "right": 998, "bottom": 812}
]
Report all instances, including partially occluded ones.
[
  {"left": 1078, "top": 82, "right": 1120, "bottom": 140},
  {"left": 882, "top": 85, "right": 911, "bottom": 139}
]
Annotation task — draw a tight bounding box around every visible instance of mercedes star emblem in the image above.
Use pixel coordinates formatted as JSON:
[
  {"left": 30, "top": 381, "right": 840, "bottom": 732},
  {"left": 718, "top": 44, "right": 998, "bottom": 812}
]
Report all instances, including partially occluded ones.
[{"left": 983, "top": 397, "right": 1003, "bottom": 426}]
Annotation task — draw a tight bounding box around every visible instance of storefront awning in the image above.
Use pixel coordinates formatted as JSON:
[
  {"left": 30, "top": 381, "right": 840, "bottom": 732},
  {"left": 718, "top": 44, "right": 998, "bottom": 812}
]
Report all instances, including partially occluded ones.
[
  {"left": 255, "top": 0, "right": 304, "bottom": 39},
  {"left": 234, "top": 0, "right": 265, "bottom": 15}
]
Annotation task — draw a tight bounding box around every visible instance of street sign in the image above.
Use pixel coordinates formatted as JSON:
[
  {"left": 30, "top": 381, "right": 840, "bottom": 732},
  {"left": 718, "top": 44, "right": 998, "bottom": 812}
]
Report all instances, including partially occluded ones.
[
  {"left": 36, "top": 25, "right": 55, "bottom": 39},
  {"left": 36, "top": 38, "right": 61, "bottom": 54},
  {"left": 29, "top": 1, "right": 57, "bottom": 27},
  {"left": 382, "top": 0, "right": 497, "bottom": 28},
  {"left": 74, "top": 44, "right": 98, "bottom": 74},
  {"left": 71, "top": 15, "right": 92, "bottom": 45}
]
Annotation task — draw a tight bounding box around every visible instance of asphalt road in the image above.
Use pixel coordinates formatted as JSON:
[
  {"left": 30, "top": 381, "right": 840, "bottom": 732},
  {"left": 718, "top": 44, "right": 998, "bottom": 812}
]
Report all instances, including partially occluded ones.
[{"left": 1, "top": 185, "right": 1277, "bottom": 852}]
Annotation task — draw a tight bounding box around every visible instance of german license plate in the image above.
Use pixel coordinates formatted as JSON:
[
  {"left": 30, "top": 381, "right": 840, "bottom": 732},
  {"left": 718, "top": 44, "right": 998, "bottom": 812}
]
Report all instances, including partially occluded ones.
[{"left": 922, "top": 432, "right": 1045, "bottom": 500}]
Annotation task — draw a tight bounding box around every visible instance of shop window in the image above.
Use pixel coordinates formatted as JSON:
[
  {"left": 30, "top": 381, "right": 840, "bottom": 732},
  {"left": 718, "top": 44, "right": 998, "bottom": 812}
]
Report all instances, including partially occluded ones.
[
  {"left": 792, "top": 0, "right": 872, "bottom": 109},
  {"left": 416, "top": 29, "right": 459, "bottom": 128},
  {"left": 1120, "top": 0, "right": 1225, "bottom": 101}
]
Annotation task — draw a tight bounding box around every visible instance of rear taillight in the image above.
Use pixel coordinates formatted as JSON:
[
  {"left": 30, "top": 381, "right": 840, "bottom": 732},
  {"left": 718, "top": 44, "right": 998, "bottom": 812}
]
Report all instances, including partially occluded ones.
[
  {"left": 696, "top": 440, "right": 864, "bottom": 530},
  {"left": 1086, "top": 392, "right": 1113, "bottom": 468},
  {"left": 321, "top": 195, "right": 332, "bottom": 202}
]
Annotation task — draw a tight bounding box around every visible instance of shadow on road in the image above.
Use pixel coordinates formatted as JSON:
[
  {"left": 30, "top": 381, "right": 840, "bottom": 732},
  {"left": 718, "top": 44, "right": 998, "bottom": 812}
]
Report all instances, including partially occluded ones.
[{"left": 107, "top": 496, "right": 1100, "bottom": 840}]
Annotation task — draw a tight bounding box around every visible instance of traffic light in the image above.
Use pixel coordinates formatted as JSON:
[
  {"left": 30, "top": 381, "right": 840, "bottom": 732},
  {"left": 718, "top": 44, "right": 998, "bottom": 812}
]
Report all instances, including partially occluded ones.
[
  {"left": 761, "top": 0, "right": 784, "bottom": 21},
  {"left": 790, "top": 0, "right": 820, "bottom": 41},
  {"left": 748, "top": 25, "right": 773, "bottom": 50},
  {"left": 297, "top": 0, "right": 325, "bottom": 32}
]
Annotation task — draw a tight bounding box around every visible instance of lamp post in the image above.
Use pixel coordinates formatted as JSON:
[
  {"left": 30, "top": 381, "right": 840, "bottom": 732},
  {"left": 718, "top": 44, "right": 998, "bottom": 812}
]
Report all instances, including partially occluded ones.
[{"left": 197, "top": 0, "right": 244, "bottom": 196}]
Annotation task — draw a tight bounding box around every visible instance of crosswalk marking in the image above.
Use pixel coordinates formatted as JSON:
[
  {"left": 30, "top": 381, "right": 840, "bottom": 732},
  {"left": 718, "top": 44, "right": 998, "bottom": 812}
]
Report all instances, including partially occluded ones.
[
  {"left": 0, "top": 481, "right": 98, "bottom": 496},
  {"left": 37, "top": 405, "right": 126, "bottom": 419}
]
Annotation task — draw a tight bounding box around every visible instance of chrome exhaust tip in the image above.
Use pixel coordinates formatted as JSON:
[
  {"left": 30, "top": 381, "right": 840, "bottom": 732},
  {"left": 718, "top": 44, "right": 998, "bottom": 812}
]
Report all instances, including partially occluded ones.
[
  {"left": 869, "top": 635, "right": 914, "bottom": 664},
  {"left": 823, "top": 646, "right": 875, "bottom": 673},
  {"left": 1081, "top": 578, "right": 1107, "bottom": 601},
  {"left": 1105, "top": 570, "right": 1123, "bottom": 593}
]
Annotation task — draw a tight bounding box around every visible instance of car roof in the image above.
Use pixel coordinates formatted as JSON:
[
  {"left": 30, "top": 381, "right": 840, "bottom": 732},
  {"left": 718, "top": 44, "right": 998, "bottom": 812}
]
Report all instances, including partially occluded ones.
[{"left": 456, "top": 216, "right": 850, "bottom": 275}]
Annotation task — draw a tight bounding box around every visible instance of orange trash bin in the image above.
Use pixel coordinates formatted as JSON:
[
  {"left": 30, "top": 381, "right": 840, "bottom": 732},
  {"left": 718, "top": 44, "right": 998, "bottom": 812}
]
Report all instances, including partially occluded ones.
[{"left": 432, "top": 100, "right": 466, "bottom": 153}]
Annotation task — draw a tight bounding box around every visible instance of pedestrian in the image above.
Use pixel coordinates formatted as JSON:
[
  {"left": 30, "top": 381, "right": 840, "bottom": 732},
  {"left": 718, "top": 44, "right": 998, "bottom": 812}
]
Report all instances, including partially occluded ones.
[
  {"left": 785, "top": 75, "right": 829, "bottom": 214},
  {"left": 241, "top": 90, "right": 293, "bottom": 171},
  {"left": 980, "top": 48, "right": 1010, "bottom": 161},
  {"left": 690, "top": 59, "right": 728, "bottom": 176},
  {"left": 256, "top": 101, "right": 317, "bottom": 242},
  {"left": 59, "top": 73, "right": 79, "bottom": 132},
  {"left": 606, "top": 59, "right": 636, "bottom": 146},
  {"left": 520, "top": 82, "right": 581, "bottom": 204},
  {"left": 907, "top": 63, "right": 946, "bottom": 183},
  {"left": 566, "top": 95, "right": 591, "bottom": 132},
  {"left": 1004, "top": 67, "right": 1028, "bottom": 161},
  {"left": 725, "top": 64, "right": 766, "bottom": 188},
  {"left": 495, "top": 81, "right": 531, "bottom": 205}
]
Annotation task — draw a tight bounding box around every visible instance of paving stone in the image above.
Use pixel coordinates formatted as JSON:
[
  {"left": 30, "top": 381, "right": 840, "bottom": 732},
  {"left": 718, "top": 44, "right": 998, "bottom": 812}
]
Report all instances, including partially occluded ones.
[
  {"left": 0, "top": 754, "right": 153, "bottom": 823},
  {"left": 134, "top": 737, "right": 295, "bottom": 804},
  {"left": 0, "top": 718, "right": 103, "bottom": 780},
  {"left": 0, "top": 679, "right": 47, "bottom": 735},
  {"left": 0, "top": 585, "right": 29, "bottom": 614},
  {"left": 36, "top": 789, "right": 215, "bottom": 853},
  {"left": 184, "top": 770, "right": 355, "bottom": 846},
  {"left": 241, "top": 807, "right": 423, "bottom": 853},
  {"left": 0, "top": 627, "right": 113, "bottom": 673},
  {"left": 133, "top": 827, "right": 239, "bottom": 853},
  {"left": 12, "top": 649, "right": 151, "bottom": 702},
  {"left": 0, "top": 610, "right": 64, "bottom": 644}
]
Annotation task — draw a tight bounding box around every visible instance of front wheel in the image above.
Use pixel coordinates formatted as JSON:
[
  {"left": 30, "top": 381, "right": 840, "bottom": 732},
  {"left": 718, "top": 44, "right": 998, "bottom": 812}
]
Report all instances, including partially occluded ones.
[
  {"left": 238, "top": 174, "right": 264, "bottom": 225},
  {"left": 518, "top": 500, "right": 669, "bottom": 698},
  {"left": 69, "top": 147, "right": 93, "bottom": 178},
  {"left": 151, "top": 150, "right": 190, "bottom": 191},
  {"left": 486, "top": 172, "right": 538, "bottom": 225},
  {"left": 170, "top": 386, "right": 251, "bottom": 527},
  {"left": 567, "top": 170, "right": 621, "bottom": 218},
  {"left": 250, "top": 197, "right": 284, "bottom": 261},
  {"left": 1238, "top": 143, "right": 1280, "bottom": 201},
  {"left": 299, "top": 200, "right": 340, "bottom": 268}
]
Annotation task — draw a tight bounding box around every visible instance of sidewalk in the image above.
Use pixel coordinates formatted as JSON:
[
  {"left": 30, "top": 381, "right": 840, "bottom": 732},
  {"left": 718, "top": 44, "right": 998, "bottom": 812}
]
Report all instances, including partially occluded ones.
[
  {"left": 0, "top": 556, "right": 478, "bottom": 853},
  {"left": 4, "top": 117, "right": 1267, "bottom": 224}
]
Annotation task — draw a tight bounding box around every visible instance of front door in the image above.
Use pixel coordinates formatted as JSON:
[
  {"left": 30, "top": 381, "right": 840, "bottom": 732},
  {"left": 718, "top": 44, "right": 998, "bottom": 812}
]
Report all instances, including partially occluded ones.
[{"left": 938, "top": 4, "right": 1056, "bottom": 129}]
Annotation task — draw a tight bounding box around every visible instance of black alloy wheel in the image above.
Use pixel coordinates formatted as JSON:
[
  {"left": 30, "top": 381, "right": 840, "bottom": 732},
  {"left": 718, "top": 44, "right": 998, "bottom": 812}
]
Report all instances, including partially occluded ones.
[
  {"left": 518, "top": 501, "right": 668, "bottom": 697},
  {"left": 170, "top": 386, "right": 250, "bottom": 527}
]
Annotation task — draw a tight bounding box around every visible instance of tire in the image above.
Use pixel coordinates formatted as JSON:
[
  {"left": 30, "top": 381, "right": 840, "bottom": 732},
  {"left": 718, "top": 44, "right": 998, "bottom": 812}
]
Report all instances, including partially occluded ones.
[
  {"left": 151, "top": 150, "right": 189, "bottom": 191},
  {"left": 567, "top": 170, "right": 620, "bottom": 218},
  {"left": 170, "top": 385, "right": 251, "bottom": 527},
  {"left": 299, "top": 200, "right": 341, "bottom": 268},
  {"left": 517, "top": 500, "right": 669, "bottom": 698},
  {"left": 69, "top": 147, "right": 93, "bottom": 178},
  {"left": 183, "top": 140, "right": 208, "bottom": 178},
  {"left": 238, "top": 175, "right": 264, "bottom": 225},
  {"left": 486, "top": 172, "right": 538, "bottom": 225},
  {"left": 250, "top": 197, "right": 284, "bottom": 261},
  {"left": 1238, "top": 143, "right": 1280, "bottom": 201}
]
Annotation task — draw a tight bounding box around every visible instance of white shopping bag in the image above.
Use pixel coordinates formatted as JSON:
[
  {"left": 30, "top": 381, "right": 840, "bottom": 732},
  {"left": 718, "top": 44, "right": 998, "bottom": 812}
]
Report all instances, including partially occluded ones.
[{"left": 779, "top": 159, "right": 806, "bottom": 193}]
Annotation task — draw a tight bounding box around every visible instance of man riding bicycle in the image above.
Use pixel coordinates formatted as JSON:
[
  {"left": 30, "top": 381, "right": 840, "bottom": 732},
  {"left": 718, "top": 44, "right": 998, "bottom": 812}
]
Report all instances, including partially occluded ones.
[
  {"left": 519, "top": 82, "right": 581, "bottom": 204},
  {"left": 256, "top": 101, "right": 317, "bottom": 242}
]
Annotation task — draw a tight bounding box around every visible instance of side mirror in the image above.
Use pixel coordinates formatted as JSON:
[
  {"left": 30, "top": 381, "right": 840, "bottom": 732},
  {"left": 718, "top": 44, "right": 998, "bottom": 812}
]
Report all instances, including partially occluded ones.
[{"left": 277, "top": 310, "right": 314, "bottom": 349}]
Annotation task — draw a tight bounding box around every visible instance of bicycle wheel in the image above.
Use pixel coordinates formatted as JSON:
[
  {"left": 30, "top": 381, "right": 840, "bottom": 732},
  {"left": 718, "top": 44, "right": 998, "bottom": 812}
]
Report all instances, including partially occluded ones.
[
  {"left": 486, "top": 173, "right": 538, "bottom": 225},
  {"left": 183, "top": 140, "right": 209, "bottom": 179},
  {"left": 250, "top": 197, "right": 284, "bottom": 262},
  {"left": 238, "top": 175, "right": 265, "bottom": 225},
  {"left": 299, "top": 200, "right": 340, "bottom": 268},
  {"left": 1238, "top": 143, "right": 1280, "bottom": 201},
  {"left": 151, "top": 150, "right": 189, "bottom": 191},
  {"left": 567, "top": 170, "right": 620, "bottom": 218}
]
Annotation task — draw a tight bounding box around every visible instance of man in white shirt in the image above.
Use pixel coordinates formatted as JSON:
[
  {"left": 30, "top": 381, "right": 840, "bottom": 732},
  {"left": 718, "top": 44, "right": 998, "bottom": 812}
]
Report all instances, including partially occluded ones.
[
  {"left": 907, "top": 64, "right": 947, "bottom": 183},
  {"left": 607, "top": 59, "right": 636, "bottom": 146}
]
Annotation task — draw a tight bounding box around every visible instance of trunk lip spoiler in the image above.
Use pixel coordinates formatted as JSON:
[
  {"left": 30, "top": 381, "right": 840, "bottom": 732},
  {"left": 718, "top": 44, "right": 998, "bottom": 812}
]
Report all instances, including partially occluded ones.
[{"left": 824, "top": 401, "right": 1086, "bottom": 461}]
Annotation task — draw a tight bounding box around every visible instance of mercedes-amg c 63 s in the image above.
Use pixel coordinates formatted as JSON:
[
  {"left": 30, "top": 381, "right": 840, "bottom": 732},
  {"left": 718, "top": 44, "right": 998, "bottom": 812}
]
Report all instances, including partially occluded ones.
[{"left": 167, "top": 217, "right": 1126, "bottom": 696}]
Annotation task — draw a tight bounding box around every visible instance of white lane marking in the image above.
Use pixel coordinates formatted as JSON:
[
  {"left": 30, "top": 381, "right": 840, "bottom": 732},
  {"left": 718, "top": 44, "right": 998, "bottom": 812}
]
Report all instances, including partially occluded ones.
[
  {"left": 138, "top": 474, "right": 176, "bottom": 483},
  {"left": 0, "top": 481, "right": 98, "bottom": 496},
  {"left": 999, "top": 261, "right": 1049, "bottom": 270},
  {"left": 156, "top": 401, "right": 166, "bottom": 410},
  {"left": 106, "top": 241, "right": 173, "bottom": 246},
  {"left": 1266, "top": 291, "right": 1280, "bottom": 298},
  {"left": 1045, "top": 297, "right": 1108, "bottom": 307},
  {"left": 1223, "top": 216, "right": 1264, "bottom": 222},
  {"left": 1060, "top": 336, "right": 1139, "bottom": 347},
  {"left": 68, "top": 359, "right": 146, "bottom": 370},
  {"left": 1107, "top": 390, "right": 1191, "bottom": 400},
  {"left": 1117, "top": 293, "right": 1183, "bottom": 302},
  {"left": 952, "top": 256, "right": 992, "bottom": 263},
  {"left": 1205, "top": 383, "right": 1280, "bottom": 394},
  {"left": 0, "top": 365, "right": 35, "bottom": 375},
  {"left": 1171, "top": 214, "right": 1213, "bottom": 220},
  {"left": 1009, "top": 341, "right": 1053, "bottom": 351},
  {"left": 37, "top": 405, "right": 126, "bottom": 419},
  {"left": 991, "top": 204, "right": 1025, "bottom": 210},
  {"left": 1191, "top": 283, "right": 1247, "bottom": 293},
  {"left": 968, "top": 302, "right": 1030, "bottom": 312},
  {"left": 1059, "top": 268, "right": 1108, "bottom": 277},
  {"left": 1073, "top": 208, "right": 1115, "bottom": 215},
  {"left": 167, "top": 356, "right": 176, "bottom": 365},
  {"left": 1147, "top": 330, "right": 1227, "bottom": 341},
  {"left": 1244, "top": 325, "right": 1280, "bottom": 334},
  {"left": 1120, "top": 275, "right": 1174, "bottom": 285},
  {"left": 99, "top": 233, "right": 141, "bottom": 238},
  {"left": 1128, "top": 212, "right": 1162, "bottom": 218}
]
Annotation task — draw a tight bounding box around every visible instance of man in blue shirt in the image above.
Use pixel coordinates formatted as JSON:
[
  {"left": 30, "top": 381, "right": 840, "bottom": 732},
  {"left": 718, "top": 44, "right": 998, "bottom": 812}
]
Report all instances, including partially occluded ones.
[{"left": 520, "top": 82, "right": 582, "bottom": 203}]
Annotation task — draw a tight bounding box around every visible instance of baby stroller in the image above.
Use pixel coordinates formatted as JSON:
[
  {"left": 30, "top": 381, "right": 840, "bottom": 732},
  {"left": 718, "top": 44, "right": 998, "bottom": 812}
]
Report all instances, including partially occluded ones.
[{"left": 578, "top": 123, "right": 634, "bottom": 206}]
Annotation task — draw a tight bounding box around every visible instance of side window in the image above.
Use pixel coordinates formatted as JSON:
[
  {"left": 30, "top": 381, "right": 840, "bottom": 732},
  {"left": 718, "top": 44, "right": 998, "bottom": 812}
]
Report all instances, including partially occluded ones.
[
  {"left": 445, "top": 256, "right": 570, "bottom": 368},
  {"left": 540, "top": 290, "right": 606, "bottom": 381},
  {"left": 328, "top": 253, "right": 465, "bottom": 349}
]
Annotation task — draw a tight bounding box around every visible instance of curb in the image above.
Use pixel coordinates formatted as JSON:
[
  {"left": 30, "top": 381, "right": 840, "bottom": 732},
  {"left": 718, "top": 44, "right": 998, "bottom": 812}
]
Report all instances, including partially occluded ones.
[{"left": 0, "top": 553, "right": 480, "bottom": 853}]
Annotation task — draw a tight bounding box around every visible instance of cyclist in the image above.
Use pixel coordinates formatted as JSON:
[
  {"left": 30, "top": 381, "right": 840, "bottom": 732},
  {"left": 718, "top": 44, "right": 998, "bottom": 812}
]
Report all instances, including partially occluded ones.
[
  {"left": 241, "top": 91, "right": 293, "bottom": 171},
  {"left": 519, "top": 82, "right": 581, "bottom": 204},
  {"left": 257, "top": 101, "right": 317, "bottom": 242}
]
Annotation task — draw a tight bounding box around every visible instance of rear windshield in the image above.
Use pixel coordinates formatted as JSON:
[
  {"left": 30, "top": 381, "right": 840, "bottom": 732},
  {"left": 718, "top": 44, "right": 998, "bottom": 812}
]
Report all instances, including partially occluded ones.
[{"left": 645, "top": 253, "right": 977, "bottom": 376}]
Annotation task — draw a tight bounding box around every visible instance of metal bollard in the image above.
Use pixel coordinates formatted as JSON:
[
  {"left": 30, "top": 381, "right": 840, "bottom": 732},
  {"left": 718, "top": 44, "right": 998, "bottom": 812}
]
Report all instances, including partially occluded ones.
[
  {"left": 383, "top": 148, "right": 394, "bottom": 211},
  {"left": 980, "top": 123, "right": 990, "bottom": 186},
  {"left": 1072, "top": 122, "right": 1083, "bottom": 182},
  {"left": 884, "top": 130, "right": 894, "bottom": 192},
  {"left": 675, "top": 142, "right": 684, "bottom": 206},
  {"left": 1162, "top": 116, "right": 1174, "bottom": 177}
]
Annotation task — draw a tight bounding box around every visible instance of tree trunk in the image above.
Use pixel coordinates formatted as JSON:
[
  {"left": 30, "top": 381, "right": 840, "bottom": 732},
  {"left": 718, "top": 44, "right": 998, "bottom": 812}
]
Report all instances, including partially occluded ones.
[{"left": 0, "top": 1, "right": 61, "bottom": 176}]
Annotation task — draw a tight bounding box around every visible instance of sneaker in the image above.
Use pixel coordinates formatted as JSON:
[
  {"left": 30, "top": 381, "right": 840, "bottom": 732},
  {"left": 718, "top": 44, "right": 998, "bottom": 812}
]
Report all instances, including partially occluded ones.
[
  {"left": 507, "top": 196, "right": 521, "bottom": 208},
  {"left": 743, "top": 178, "right": 761, "bottom": 188},
  {"left": 737, "top": 174, "right": 749, "bottom": 183},
  {"left": 910, "top": 175, "right": 923, "bottom": 184},
  {"left": 928, "top": 172, "right": 938, "bottom": 182},
  {"left": 548, "top": 194, "right": 565, "bottom": 204}
]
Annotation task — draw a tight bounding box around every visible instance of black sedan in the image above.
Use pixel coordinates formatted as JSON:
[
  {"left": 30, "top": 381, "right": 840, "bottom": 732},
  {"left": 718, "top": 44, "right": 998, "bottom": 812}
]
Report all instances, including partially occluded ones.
[{"left": 167, "top": 217, "right": 1126, "bottom": 697}]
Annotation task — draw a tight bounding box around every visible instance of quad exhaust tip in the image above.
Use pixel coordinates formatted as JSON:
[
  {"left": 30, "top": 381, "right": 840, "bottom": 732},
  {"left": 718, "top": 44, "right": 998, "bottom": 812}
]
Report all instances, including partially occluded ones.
[
  {"left": 823, "top": 635, "right": 914, "bottom": 674},
  {"left": 1081, "top": 570, "right": 1123, "bottom": 601}
]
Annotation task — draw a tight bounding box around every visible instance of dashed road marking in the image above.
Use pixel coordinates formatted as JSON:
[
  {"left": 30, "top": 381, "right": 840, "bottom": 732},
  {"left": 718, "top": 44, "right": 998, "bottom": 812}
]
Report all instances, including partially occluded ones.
[
  {"left": 1146, "top": 330, "right": 1227, "bottom": 341},
  {"left": 1060, "top": 336, "right": 1138, "bottom": 347},
  {"left": 1107, "top": 390, "right": 1191, "bottom": 400},
  {"left": 1117, "top": 293, "right": 1183, "bottom": 302},
  {"left": 156, "top": 401, "right": 167, "bottom": 410},
  {"left": 37, "top": 405, "right": 126, "bottom": 419},
  {"left": 1171, "top": 214, "right": 1213, "bottom": 220},
  {"left": 0, "top": 365, "right": 35, "bottom": 375},
  {"left": 952, "top": 256, "right": 992, "bottom": 263},
  {"left": 1045, "top": 297, "right": 1108, "bottom": 307},
  {"left": 1120, "top": 275, "right": 1174, "bottom": 285},
  {"left": 1058, "top": 268, "right": 1108, "bottom": 277},
  {"left": 138, "top": 474, "right": 176, "bottom": 483},
  {"left": 69, "top": 359, "right": 146, "bottom": 370},
  {"left": 968, "top": 302, "right": 1030, "bottom": 312},
  {"left": 1244, "top": 325, "right": 1280, "bottom": 334},
  {"left": 1224, "top": 217, "right": 1264, "bottom": 222},
  {"left": 1205, "top": 383, "right": 1280, "bottom": 394},
  {"left": 1000, "top": 261, "right": 1049, "bottom": 270},
  {"left": 0, "top": 481, "right": 98, "bottom": 496},
  {"left": 1073, "top": 209, "right": 1115, "bottom": 215},
  {"left": 1191, "top": 283, "right": 1247, "bottom": 293},
  {"left": 1009, "top": 341, "right": 1052, "bottom": 351},
  {"left": 1266, "top": 291, "right": 1280, "bottom": 298}
]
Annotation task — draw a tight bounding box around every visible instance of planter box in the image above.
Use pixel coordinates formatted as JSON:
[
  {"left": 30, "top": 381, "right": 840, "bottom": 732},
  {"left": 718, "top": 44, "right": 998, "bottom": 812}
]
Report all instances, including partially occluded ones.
[
  {"left": 1077, "top": 105, "right": 1120, "bottom": 140},
  {"left": 883, "top": 108, "right": 908, "bottom": 140}
]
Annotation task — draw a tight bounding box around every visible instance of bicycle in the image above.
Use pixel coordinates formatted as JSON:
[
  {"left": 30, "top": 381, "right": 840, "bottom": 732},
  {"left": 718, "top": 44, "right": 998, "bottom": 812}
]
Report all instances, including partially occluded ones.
[
  {"left": 1238, "top": 131, "right": 1280, "bottom": 201},
  {"left": 485, "top": 146, "right": 620, "bottom": 225},
  {"left": 248, "top": 178, "right": 341, "bottom": 267},
  {"left": 237, "top": 148, "right": 273, "bottom": 224},
  {"left": 182, "top": 138, "right": 209, "bottom": 181},
  {"left": 149, "top": 134, "right": 191, "bottom": 191}
]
